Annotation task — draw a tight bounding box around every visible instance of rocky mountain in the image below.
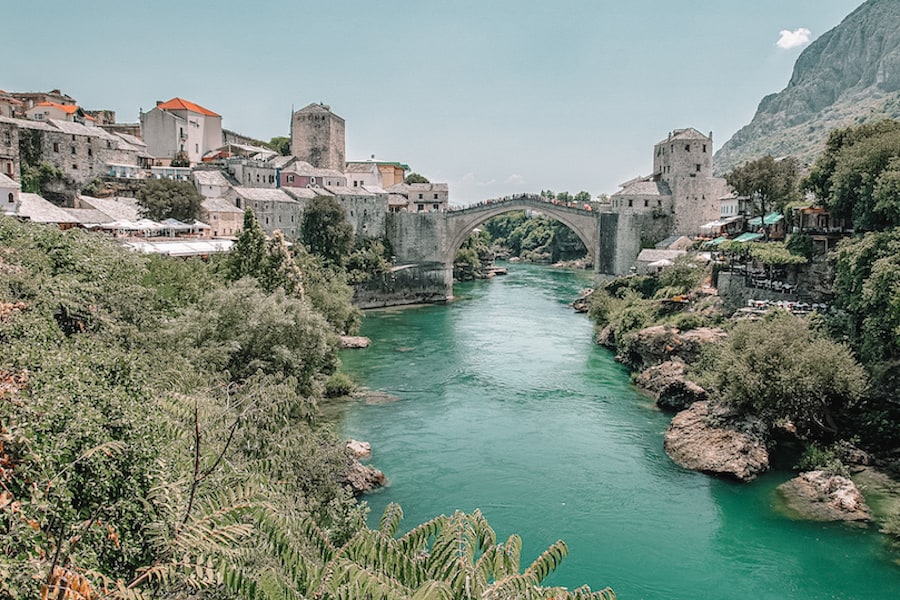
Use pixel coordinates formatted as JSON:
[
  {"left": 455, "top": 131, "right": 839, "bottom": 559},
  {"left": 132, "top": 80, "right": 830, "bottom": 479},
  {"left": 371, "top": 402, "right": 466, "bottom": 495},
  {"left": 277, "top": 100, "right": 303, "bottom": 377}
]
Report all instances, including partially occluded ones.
[{"left": 714, "top": 0, "right": 900, "bottom": 174}]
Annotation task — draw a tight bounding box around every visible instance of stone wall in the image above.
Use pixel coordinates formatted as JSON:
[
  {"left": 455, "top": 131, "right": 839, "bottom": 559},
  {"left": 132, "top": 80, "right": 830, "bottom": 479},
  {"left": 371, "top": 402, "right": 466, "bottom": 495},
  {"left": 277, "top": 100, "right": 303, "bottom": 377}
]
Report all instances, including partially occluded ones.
[
  {"left": 385, "top": 211, "right": 446, "bottom": 264},
  {"left": 0, "top": 121, "right": 19, "bottom": 179},
  {"left": 716, "top": 271, "right": 800, "bottom": 311},
  {"left": 353, "top": 262, "right": 451, "bottom": 308}
]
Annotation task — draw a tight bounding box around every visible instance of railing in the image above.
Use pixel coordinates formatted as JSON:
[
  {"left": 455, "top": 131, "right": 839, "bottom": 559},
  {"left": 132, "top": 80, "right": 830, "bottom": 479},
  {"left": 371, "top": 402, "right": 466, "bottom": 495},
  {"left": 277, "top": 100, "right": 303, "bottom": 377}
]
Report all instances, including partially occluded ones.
[{"left": 448, "top": 193, "right": 597, "bottom": 213}]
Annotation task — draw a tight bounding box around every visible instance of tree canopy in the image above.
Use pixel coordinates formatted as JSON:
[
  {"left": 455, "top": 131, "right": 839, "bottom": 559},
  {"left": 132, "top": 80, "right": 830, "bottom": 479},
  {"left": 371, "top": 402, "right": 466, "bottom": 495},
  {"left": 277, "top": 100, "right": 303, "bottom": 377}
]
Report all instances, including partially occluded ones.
[
  {"left": 725, "top": 155, "right": 800, "bottom": 232},
  {"left": 267, "top": 136, "right": 291, "bottom": 156},
  {"left": 403, "top": 172, "right": 429, "bottom": 184},
  {"left": 301, "top": 195, "right": 355, "bottom": 266},
  {"left": 803, "top": 119, "right": 900, "bottom": 231},
  {"left": 136, "top": 177, "right": 203, "bottom": 222}
]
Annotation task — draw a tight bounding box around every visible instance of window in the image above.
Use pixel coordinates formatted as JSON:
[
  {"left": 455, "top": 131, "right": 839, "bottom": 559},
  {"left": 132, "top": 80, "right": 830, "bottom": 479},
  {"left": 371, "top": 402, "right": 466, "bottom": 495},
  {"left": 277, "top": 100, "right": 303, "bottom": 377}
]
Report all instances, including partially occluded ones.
[
  {"left": 627, "top": 199, "right": 633, "bottom": 208},
  {"left": 432, "top": 203, "right": 439, "bottom": 210},
  {"left": 685, "top": 144, "right": 690, "bottom": 152},
  {"left": 71, "top": 146, "right": 76, "bottom": 154},
  {"left": 53, "top": 142, "right": 59, "bottom": 152},
  {"left": 87, "top": 148, "right": 92, "bottom": 157},
  {"left": 72, "top": 164, "right": 77, "bottom": 169},
  {"left": 106, "top": 140, "right": 111, "bottom": 149},
  {"left": 702, "top": 144, "right": 707, "bottom": 153},
  {"left": 644, "top": 199, "right": 649, "bottom": 207},
  {"left": 696, "top": 164, "right": 701, "bottom": 172},
  {"left": 418, "top": 193, "right": 423, "bottom": 200},
  {"left": 7, "top": 193, "right": 13, "bottom": 204},
  {"left": 434, "top": 193, "right": 438, "bottom": 199},
  {"left": 417, "top": 204, "right": 424, "bottom": 211},
  {"left": 657, "top": 200, "right": 662, "bottom": 207},
  {"left": 195, "top": 144, "right": 199, "bottom": 153}
]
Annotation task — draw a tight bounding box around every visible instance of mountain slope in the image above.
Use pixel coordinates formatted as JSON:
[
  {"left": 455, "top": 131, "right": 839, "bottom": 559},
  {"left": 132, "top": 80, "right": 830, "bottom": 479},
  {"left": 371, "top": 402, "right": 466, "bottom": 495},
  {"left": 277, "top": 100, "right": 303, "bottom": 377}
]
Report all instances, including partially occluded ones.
[{"left": 714, "top": 0, "right": 900, "bottom": 174}]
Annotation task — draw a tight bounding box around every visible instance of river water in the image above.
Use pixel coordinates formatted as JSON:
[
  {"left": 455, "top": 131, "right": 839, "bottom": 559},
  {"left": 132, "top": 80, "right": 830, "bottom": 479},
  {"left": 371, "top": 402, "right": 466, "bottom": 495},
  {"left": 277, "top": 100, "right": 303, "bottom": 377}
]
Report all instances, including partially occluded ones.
[{"left": 338, "top": 263, "right": 900, "bottom": 599}]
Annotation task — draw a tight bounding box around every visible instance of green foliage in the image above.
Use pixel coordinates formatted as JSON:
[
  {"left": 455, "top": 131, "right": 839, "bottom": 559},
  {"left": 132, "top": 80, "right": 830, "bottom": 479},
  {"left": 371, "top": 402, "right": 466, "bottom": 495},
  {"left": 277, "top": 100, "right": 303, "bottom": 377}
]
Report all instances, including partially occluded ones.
[
  {"left": 726, "top": 155, "right": 800, "bottom": 238},
  {"left": 136, "top": 178, "right": 203, "bottom": 222},
  {"left": 227, "top": 209, "right": 267, "bottom": 281},
  {"left": 694, "top": 311, "right": 867, "bottom": 435},
  {"left": 480, "top": 210, "right": 588, "bottom": 262},
  {"left": 20, "top": 160, "right": 65, "bottom": 195},
  {"left": 746, "top": 241, "right": 808, "bottom": 266},
  {"left": 301, "top": 196, "right": 354, "bottom": 266},
  {"left": 267, "top": 136, "right": 291, "bottom": 156},
  {"left": 325, "top": 371, "right": 356, "bottom": 398},
  {"left": 453, "top": 229, "right": 493, "bottom": 280},
  {"left": 803, "top": 119, "right": 900, "bottom": 231},
  {"left": 346, "top": 238, "right": 392, "bottom": 284},
  {"left": 655, "top": 255, "right": 707, "bottom": 297},
  {"left": 785, "top": 232, "right": 815, "bottom": 260},
  {"left": 403, "top": 173, "right": 430, "bottom": 184},
  {"left": 796, "top": 444, "right": 850, "bottom": 477}
]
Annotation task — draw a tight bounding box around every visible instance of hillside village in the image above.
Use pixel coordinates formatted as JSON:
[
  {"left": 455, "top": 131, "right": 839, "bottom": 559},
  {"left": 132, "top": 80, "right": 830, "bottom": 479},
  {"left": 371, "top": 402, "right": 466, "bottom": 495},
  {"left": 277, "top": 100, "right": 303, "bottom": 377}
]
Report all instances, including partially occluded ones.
[{"left": 0, "top": 89, "right": 449, "bottom": 256}]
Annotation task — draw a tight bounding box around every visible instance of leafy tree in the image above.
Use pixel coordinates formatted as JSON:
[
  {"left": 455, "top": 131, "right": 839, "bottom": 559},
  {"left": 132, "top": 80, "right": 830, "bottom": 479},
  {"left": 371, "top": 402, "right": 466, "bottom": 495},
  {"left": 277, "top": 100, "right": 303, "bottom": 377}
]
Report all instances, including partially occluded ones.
[
  {"left": 403, "top": 172, "right": 430, "bottom": 184},
  {"left": 346, "top": 237, "right": 392, "bottom": 284},
  {"left": 301, "top": 195, "right": 354, "bottom": 266},
  {"left": 556, "top": 191, "right": 573, "bottom": 203},
  {"left": 267, "top": 135, "right": 291, "bottom": 156},
  {"left": 574, "top": 191, "right": 592, "bottom": 203},
  {"left": 20, "top": 160, "right": 65, "bottom": 195},
  {"left": 260, "top": 229, "right": 305, "bottom": 297},
  {"left": 136, "top": 178, "right": 203, "bottom": 222},
  {"left": 726, "top": 155, "right": 800, "bottom": 239},
  {"left": 226, "top": 209, "right": 267, "bottom": 281},
  {"left": 695, "top": 311, "right": 867, "bottom": 435},
  {"left": 803, "top": 119, "right": 900, "bottom": 231}
]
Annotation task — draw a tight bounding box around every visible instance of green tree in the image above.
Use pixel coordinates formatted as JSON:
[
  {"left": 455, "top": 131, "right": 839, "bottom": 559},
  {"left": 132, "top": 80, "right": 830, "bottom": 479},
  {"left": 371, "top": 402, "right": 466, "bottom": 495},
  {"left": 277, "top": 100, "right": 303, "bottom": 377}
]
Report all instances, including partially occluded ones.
[
  {"left": 574, "top": 191, "right": 591, "bottom": 203},
  {"left": 136, "top": 178, "right": 203, "bottom": 222},
  {"left": 226, "top": 209, "right": 267, "bottom": 281},
  {"left": 404, "top": 172, "right": 430, "bottom": 184},
  {"left": 726, "top": 155, "right": 800, "bottom": 239},
  {"left": 803, "top": 119, "right": 900, "bottom": 231},
  {"left": 267, "top": 135, "right": 291, "bottom": 156},
  {"left": 20, "top": 160, "right": 65, "bottom": 195},
  {"left": 696, "top": 311, "right": 867, "bottom": 435},
  {"left": 260, "top": 229, "right": 305, "bottom": 297},
  {"left": 301, "top": 195, "right": 354, "bottom": 266}
]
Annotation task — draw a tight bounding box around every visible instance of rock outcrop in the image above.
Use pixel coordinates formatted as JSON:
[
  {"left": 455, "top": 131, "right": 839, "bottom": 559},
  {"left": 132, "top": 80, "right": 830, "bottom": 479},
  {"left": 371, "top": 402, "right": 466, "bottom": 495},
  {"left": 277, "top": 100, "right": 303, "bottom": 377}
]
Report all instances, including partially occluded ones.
[
  {"left": 344, "top": 461, "right": 386, "bottom": 495},
  {"left": 619, "top": 325, "right": 726, "bottom": 371},
  {"left": 664, "top": 401, "right": 769, "bottom": 481},
  {"left": 715, "top": 0, "right": 900, "bottom": 173},
  {"left": 634, "top": 360, "right": 707, "bottom": 412},
  {"left": 340, "top": 336, "right": 371, "bottom": 349},
  {"left": 346, "top": 439, "right": 372, "bottom": 460},
  {"left": 778, "top": 471, "right": 872, "bottom": 522}
]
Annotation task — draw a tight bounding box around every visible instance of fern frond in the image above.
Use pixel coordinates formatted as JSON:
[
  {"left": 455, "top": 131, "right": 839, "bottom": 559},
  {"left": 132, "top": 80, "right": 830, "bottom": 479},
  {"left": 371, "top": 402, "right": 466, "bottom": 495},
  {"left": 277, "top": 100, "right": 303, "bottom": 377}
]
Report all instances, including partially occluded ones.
[
  {"left": 379, "top": 502, "right": 403, "bottom": 538},
  {"left": 523, "top": 539, "right": 568, "bottom": 584}
]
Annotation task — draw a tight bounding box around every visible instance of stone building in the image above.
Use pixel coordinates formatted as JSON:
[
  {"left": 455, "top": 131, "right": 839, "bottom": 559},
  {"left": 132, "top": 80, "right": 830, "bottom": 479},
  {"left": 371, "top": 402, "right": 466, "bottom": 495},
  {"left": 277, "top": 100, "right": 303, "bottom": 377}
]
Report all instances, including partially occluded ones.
[
  {"left": 226, "top": 187, "right": 302, "bottom": 239},
  {"left": 10, "top": 90, "right": 77, "bottom": 116},
  {"left": 280, "top": 160, "right": 346, "bottom": 189},
  {"left": 0, "top": 91, "right": 24, "bottom": 119},
  {"left": 385, "top": 182, "right": 449, "bottom": 213},
  {"left": 200, "top": 197, "right": 243, "bottom": 238},
  {"left": 322, "top": 185, "right": 388, "bottom": 238},
  {"left": 1, "top": 172, "right": 20, "bottom": 214},
  {"left": 26, "top": 102, "right": 92, "bottom": 125},
  {"left": 140, "top": 97, "right": 223, "bottom": 165},
  {"left": 0, "top": 119, "right": 19, "bottom": 180},
  {"left": 345, "top": 160, "right": 409, "bottom": 189},
  {"left": 610, "top": 128, "right": 728, "bottom": 235},
  {"left": 290, "top": 103, "right": 345, "bottom": 171}
]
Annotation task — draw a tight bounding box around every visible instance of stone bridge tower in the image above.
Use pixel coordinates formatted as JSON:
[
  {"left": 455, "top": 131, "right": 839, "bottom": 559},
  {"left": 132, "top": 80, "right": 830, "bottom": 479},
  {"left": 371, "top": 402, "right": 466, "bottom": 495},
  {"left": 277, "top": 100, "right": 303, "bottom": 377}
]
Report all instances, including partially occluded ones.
[{"left": 290, "top": 103, "right": 345, "bottom": 171}]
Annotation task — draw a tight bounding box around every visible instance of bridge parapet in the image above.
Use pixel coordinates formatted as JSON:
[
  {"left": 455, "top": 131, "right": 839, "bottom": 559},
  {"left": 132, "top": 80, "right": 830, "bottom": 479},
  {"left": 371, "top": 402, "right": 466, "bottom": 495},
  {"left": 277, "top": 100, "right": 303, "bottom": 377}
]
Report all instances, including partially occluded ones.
[{"left": 449, "top": 193, "right": 596, "bottom": 215}]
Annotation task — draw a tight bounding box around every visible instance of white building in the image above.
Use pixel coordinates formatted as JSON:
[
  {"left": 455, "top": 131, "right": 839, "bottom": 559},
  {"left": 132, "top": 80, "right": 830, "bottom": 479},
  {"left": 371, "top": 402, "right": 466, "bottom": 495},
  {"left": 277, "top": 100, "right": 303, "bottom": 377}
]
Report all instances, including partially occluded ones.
[
  {"left": 140, "top": 98, "right": 223, "bottom": 165},
  {"left": 1, "top": 172, "right": 20, "bottom": 214}
]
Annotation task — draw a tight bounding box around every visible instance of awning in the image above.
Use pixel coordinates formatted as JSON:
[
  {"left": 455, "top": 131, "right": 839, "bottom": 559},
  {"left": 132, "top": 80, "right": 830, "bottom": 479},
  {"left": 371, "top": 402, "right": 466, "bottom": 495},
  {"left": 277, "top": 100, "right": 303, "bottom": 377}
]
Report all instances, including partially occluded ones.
[
  {"left": 732, "top": 232, "right": 764, "bottom": 242},
  {"left": 748, "top": 212, "right": 784, "bottom": 226},
  {"left": 704, "top": 236, "right": 729, "bottom": 246}
]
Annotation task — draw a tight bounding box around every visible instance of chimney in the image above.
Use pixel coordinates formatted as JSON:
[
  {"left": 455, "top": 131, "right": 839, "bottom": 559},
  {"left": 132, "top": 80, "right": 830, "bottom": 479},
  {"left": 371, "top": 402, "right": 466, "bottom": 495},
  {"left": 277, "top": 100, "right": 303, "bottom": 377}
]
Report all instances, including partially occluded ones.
[{"left": 156, "top": 100, "right": 163, "bottom": 106}]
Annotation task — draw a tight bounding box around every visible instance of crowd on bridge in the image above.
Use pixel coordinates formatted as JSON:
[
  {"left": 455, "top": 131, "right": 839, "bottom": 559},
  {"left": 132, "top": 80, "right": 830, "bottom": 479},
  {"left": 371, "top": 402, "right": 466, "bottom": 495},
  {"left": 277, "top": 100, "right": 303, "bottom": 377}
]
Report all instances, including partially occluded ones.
[{"left": 449, "top": 193, "right": 595, "bottom": 213}]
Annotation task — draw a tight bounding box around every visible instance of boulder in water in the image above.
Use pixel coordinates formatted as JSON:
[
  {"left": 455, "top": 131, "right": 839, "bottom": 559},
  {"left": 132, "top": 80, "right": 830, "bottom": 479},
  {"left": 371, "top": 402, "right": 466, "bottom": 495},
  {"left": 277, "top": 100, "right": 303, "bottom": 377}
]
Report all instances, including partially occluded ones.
[{"left": 778, "top": 471, "right": 872, "bottom": 522}]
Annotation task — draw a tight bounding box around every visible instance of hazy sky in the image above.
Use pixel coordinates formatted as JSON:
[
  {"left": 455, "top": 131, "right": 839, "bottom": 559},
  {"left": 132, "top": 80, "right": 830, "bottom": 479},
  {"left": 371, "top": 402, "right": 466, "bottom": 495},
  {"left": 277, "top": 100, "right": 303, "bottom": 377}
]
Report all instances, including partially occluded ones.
[{"left": 4, "top": 0, "right": 864, "bottom": 204}]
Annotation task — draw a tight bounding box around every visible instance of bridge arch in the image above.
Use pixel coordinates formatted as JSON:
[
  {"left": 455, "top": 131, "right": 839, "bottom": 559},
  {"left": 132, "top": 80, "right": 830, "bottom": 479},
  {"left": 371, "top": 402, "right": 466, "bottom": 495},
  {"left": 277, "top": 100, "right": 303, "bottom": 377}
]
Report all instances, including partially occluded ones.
[{"left": 442, "top": 195, "right": 601, "bottom": 272}]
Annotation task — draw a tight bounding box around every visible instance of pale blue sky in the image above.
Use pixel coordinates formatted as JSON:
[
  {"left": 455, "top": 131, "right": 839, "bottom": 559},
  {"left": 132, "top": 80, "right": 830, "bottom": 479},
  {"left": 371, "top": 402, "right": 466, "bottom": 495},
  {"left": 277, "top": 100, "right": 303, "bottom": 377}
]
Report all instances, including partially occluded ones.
[{"left": 5, "top": 0, "right": 864, "bottom": 204}]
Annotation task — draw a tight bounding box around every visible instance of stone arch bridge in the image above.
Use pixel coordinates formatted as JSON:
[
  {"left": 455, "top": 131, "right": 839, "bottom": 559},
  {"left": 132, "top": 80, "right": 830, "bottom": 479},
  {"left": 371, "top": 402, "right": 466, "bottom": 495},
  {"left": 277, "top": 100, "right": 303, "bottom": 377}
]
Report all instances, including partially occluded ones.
[{"left": 358, "top": 194, "right": 645, "bottom": 307}]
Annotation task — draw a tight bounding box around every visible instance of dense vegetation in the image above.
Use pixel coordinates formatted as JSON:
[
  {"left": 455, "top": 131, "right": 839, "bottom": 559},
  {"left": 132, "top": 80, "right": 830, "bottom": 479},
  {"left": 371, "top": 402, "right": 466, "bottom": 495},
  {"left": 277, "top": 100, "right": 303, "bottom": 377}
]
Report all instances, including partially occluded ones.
[
  {"left": 0, "top": 214, "right": 614, "bottom": 599},
  {"left": 454, "top": 210, "right": 589, "bottom": 280}
]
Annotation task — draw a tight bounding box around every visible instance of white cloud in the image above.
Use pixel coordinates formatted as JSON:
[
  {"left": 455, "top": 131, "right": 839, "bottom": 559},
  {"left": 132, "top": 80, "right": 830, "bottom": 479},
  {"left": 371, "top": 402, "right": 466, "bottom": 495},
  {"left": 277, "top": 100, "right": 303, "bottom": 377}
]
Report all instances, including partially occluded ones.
[
  {"left": 776, "top": 28, "right": 811, "bottom": 50},
  {"left": 505, "top": 173, "right": 525, "bottom": 185},
  {"left": 460, "top": 172, "right": 496, "bottom": 187}
]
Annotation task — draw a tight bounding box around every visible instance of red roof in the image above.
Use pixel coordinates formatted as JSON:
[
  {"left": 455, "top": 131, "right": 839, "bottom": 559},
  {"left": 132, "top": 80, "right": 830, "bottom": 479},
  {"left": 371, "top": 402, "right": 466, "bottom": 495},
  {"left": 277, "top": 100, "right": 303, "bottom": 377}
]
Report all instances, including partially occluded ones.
[
  {"left": 157, "top": 97, "right": 220, "bottom": 117},
  {"left": 34, "top": 101, "right": 79, "bottom": 114}
]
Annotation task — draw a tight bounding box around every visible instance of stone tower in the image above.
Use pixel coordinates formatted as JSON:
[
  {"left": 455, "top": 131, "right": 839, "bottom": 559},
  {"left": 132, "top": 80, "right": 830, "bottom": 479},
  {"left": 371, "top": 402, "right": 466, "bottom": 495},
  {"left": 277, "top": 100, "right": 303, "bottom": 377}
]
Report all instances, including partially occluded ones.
[
  {"left": 290, "top": 103, "right": 345, "bottom": 171},
  {"left": 652, "top": 128, "right": 728, "bottom": 234}
]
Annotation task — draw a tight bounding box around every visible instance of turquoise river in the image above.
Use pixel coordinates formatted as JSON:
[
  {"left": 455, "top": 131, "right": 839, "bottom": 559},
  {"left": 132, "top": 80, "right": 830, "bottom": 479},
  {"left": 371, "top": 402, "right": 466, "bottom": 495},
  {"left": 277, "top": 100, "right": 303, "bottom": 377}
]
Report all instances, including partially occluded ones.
[{"left": 338, "top": 263, "right": 900, "bottom": 599}]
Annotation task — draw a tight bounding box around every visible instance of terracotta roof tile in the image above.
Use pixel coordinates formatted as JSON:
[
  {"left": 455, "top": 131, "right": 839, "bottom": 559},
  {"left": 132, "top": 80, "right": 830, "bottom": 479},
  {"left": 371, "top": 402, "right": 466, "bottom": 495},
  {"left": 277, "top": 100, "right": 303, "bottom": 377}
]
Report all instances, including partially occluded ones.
[{"left": 157, "top": 97, "right": 220, "bottom": 117}]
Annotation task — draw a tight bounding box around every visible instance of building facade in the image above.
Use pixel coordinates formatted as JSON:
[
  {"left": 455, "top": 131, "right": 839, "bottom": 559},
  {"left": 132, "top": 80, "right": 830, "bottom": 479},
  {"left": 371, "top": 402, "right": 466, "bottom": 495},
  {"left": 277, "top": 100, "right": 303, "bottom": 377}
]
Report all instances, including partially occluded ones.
[
  {"left": 290, "top": 103, "right": 345, "bottom": 171},
  {"left": 140, "top": 98, "right": 223, "bottom": 165}
]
